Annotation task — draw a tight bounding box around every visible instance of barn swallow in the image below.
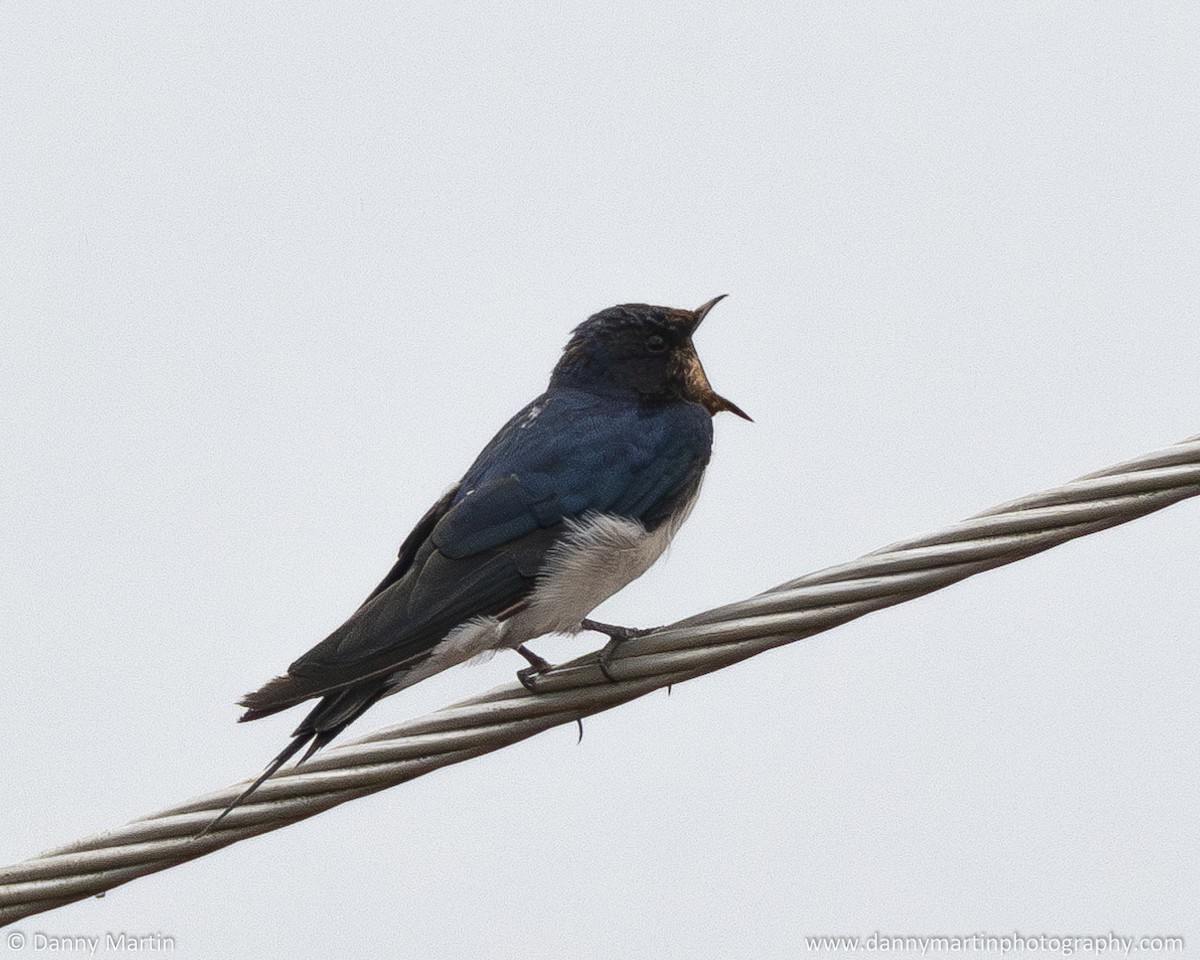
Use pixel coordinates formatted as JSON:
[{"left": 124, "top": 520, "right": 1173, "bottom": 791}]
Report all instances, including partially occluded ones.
[{"left": 206, "top": 297, "right": 748, "bottom": 831}]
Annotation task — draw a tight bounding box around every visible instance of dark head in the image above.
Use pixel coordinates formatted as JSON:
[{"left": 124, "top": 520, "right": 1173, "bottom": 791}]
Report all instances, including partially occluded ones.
[{"left": 550, "top": 296, "right": 751, "bottom": 420}]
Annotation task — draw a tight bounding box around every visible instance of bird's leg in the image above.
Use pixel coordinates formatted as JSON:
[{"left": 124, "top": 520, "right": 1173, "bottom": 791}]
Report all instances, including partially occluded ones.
[
  {"left": 581, "top": 618, "right": 657, "bottom": 682},
  {"left": 515, "top": 644, "right": 552, "bottom": 693}
]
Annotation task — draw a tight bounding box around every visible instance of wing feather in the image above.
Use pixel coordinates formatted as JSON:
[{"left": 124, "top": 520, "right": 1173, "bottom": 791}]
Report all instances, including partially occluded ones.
[{"left": 240, "top": 390, "right": 713, "bottom": 717}]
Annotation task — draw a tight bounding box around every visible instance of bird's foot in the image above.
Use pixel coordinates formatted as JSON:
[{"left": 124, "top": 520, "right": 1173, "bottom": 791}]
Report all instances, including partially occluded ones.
[
  {"left": 515, "top": 644, "right": 552, "bottom": 693},
  {"left": 581, "top": 619, "right": 656, "bottom": 682}
]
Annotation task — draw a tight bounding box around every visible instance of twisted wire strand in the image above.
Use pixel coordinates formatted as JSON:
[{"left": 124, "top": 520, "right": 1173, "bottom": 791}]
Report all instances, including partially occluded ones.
[{"left": 2, "top": 435, "right": 1197, "bottom": 924}]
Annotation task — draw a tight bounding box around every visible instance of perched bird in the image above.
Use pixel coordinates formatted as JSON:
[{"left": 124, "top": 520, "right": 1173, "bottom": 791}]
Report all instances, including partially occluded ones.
[{"left": 208, "top": 297, "right": 748, "bottom": 830}]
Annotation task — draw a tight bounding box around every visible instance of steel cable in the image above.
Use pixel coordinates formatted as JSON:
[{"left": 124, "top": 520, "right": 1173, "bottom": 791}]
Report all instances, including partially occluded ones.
[{"left": 1, "top": 435, "right": 1197, "bottom": 924}]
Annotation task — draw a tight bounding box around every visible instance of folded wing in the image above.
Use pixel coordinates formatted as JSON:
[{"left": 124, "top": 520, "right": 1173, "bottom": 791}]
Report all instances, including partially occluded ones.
[{"left": 239, "top": 389, "right": 713, "bottom": 719}]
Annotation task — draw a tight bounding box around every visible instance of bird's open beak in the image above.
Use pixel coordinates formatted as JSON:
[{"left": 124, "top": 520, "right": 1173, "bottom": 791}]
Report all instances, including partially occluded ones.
[
  {"left": 690, "top": 294, "right": 728, "bottom": 332},
  {"left": 687, "top": 295, "right": 753, "bottom": 421},
  {"left": 707, "top": 390, "right": 753, "bottom": 421}
]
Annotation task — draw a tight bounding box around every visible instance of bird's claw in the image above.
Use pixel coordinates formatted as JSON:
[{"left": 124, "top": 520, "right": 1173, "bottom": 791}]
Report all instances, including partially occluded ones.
[
  {"left": 595, "top": 638, "right": 622, "bottom": 682},
  {"left": 516, "top": 665, "right": 544, "bottom": 693},
  {"left": 582, "top": 619, "right": 656, "bottom": 683},
  {"left": 515, "top": 644, "right": 552, "bottom": 693}
]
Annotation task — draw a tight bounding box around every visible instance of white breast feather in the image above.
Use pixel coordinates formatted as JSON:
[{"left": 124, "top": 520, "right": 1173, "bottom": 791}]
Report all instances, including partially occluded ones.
[
  {"left": 510, "top": 483, "right": 702, "bottom": 640},
  {"left": 381, "top": 483, "right": 702, "bottom": 696}
]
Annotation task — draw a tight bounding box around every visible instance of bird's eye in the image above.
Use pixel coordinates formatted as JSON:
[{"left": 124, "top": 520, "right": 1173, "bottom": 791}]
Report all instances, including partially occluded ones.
[{"left": 645, "top": 335, "right": 667, "bottom": 353}]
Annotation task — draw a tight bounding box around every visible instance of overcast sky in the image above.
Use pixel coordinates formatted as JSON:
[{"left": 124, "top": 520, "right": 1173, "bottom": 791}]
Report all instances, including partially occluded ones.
[{"left": 2, "top": 2, "right": 1198, "bottom": 958}]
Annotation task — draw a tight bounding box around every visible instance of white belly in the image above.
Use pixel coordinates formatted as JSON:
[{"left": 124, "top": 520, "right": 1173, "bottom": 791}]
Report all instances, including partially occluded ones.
[
  {"left": 508, "top": 485, "right": 701, "bottom": 641},
  {"left": 510, "top": 516, "right": 667, "bottom": 637},
  {"left": 381, "top": 489, "right": 700, "bottom": 695}
]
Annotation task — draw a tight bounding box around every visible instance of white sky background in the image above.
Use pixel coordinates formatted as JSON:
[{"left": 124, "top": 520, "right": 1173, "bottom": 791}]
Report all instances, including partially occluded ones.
[{"left": 2, "top": 2, "right": 1198, "bottom": 957}]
